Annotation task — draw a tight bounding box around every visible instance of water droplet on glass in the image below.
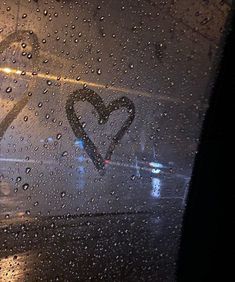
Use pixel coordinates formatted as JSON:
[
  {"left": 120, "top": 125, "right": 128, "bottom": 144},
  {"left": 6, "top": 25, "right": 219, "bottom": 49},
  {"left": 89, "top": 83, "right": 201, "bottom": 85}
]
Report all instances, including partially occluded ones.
[
  {"left": 22, "top": 183, "right": 29, "bottom": 190},
  {"left": 16, "top": 176, "right": 22, "bottom": 182},
  {"left": 25, "top": 167, "right": 31, "bottom": 174},
  {"left": 56, "top": 133, "right": 62, "bottom": 140},
  {"left": 62, "top": 151, "right": 68, "bottom": 157},
  {"left": 6, "top": 87, "right": 12, "bottom": 93},
  {"left": 131, "top": 175, "right": 135, "bottom": 180}
]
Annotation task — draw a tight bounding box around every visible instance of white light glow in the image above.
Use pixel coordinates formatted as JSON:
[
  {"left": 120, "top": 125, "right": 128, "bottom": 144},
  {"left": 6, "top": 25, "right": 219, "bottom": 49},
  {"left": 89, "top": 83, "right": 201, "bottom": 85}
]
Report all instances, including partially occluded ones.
[
  {"left": 149, "top": 162, "right": 164, "bottom": 168},
  {"left": 2, "top": 67, "right": 12, "bottom": 74},
  {"left": 151, "top": 178, "right": 161, "bottom": 198}
]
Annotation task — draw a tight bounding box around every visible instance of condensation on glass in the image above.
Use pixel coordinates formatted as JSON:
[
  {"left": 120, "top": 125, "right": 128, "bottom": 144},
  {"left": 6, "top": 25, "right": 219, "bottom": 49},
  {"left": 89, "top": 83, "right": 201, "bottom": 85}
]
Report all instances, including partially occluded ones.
[{"left": 0, "top": 1, "right": 230, "bottom": 281}]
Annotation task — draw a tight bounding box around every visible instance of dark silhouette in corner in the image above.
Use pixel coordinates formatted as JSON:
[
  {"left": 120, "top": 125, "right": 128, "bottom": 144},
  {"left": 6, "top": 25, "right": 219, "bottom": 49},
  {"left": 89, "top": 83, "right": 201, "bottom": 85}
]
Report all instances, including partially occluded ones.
[{"left": 177, "top": 11, "right": 234, "bottom": 282}]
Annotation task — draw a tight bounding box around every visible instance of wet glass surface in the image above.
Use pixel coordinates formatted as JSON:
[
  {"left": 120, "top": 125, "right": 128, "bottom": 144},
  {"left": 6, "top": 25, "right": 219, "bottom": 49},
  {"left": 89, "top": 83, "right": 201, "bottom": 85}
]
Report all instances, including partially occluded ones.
[{"left": 0, "top": 1, "right": 231, "bottom": 281}]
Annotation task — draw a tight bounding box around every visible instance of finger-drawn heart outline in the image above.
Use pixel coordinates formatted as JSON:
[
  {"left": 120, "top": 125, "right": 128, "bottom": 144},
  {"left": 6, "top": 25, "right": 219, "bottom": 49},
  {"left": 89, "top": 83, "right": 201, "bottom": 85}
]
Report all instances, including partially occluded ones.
[
  {"left": 0, "top": 30, "right": 40, "bottom": 140},
  {"left": 0, "top": 30, "right": 40, "bottom": 56},
  {"left": 66, "top": 88, "right": 135, "bottom": 174}
]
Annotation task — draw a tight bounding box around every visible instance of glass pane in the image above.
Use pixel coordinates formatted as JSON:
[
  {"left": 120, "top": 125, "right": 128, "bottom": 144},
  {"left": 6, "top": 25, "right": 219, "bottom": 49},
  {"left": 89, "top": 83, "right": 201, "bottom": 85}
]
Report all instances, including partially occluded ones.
[{"left": 0, "top": 1, "right": 231, "bottom": 281}]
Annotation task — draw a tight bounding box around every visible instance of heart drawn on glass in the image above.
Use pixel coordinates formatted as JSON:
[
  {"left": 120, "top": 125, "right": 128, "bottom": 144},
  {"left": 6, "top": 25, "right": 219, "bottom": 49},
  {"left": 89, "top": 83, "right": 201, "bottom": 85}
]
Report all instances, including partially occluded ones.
[
  {"left": 0, "top": 30, "right": 40, "bottom": 140},
  {"left": 66, "top": 88, "right": 135, "bottom": 174}
]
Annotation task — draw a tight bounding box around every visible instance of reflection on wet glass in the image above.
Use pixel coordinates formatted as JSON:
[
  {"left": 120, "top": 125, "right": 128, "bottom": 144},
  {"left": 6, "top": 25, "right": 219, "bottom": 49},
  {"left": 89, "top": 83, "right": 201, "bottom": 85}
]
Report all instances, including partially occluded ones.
[
  {"left": 0, "top": 252, "right": 35, "bottom": 282},
  {"left": 151, "top": 178, "right": 161, "bottom": 198},
  {"left": 0, "top": 0, "right": 231, "bottom": 280}
]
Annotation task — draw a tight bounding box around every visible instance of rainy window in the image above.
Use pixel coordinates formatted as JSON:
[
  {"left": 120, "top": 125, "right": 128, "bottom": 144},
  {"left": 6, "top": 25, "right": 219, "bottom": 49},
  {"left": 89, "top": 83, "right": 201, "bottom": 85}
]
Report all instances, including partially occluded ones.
[{"left": 0, "top": 1, "right": 231, "bottom": 281}]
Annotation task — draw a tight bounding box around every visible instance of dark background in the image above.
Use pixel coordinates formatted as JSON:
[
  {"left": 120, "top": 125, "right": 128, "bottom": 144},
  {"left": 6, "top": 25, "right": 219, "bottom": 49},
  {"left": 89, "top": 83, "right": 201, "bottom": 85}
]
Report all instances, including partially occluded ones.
[{"left": 177, "top": 10, "right": 234, "bottom": 282}]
